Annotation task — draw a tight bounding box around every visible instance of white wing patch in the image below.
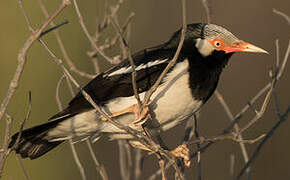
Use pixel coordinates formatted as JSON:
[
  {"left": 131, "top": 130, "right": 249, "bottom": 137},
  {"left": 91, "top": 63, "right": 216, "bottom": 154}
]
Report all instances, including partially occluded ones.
[{"left": 106, "top": 59, "right": 168, "bottom": 77}]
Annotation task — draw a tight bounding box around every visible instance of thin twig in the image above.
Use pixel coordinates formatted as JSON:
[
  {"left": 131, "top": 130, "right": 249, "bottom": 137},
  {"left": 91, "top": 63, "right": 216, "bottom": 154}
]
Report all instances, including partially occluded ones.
[
  {"left": 88, "top": 12, "right": 135, "bottom": 58},
  {"left": 229, "top": 154, "right": 235, "bottom": 180},
  {"left": 236, "top": 106, "right": 290, "bottom": 179},
  {"left": 72, "top": 0, "right": 114, "bottom": 64},
  {"left": 16, "top": 156, "right": 31, "bottom": 180},
  {"left": 134, "top": 149, "right": 142, "bottom": 180},
  {"left": 0, "top": 0, "right": 70, "bottom": 123},
  {"left": 273, "top": 9, "right": 290, "bottom": 25},
  {"left": 0, "top": 114, "right": 13, "bottom": 176},
  {"left": 11, "top": 92, "right": 32, "bottom": 152},
  {"left": 194, "top": 114, "right": 202, "bottom": 180},
  {"left": 18, "top": 0, "right": 34, "bottom": 32},
  {"left": 142, "top": 0, "right": 187, "bottom": 108},
  {"left": 118, "top": 140, "right": 131, "bottom": 180},
  {"left": 38, "top": 0, "right": 95, "bottom": 79},
  {"left": 214, "top": 90, "right": 250, "bottom": 174},
  {"left": 109, "top": 16, "right": 141, "bottom": 106},
  {"left": 56, "top": 75, "right": 65, "bottom": 110},
  {"left": 69, "top": 139, "right": 87, "bottom": 180},
  {"left": 86, "top": 140, "right": 108, "bottom": 180},
  {"left": 201, "top": 0, "right": 212, "bottom": 23}
]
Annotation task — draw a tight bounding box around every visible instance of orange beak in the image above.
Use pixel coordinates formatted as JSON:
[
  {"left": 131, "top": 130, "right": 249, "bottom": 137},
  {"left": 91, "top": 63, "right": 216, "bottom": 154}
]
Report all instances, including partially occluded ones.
[{"left": 224, "top": 41, "right": 269, "bottom": 54}]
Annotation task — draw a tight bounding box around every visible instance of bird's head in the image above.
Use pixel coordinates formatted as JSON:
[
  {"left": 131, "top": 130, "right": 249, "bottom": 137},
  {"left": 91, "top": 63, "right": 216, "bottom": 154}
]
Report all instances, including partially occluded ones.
[{"left": 166, "top": 23, "right": 268, "bottom": 67}]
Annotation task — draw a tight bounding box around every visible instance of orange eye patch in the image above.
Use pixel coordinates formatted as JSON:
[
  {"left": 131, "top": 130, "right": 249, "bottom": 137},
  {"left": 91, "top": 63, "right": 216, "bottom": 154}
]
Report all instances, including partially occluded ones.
[{"left": 209, "top": 38, "right": 225, "bottom": 51}]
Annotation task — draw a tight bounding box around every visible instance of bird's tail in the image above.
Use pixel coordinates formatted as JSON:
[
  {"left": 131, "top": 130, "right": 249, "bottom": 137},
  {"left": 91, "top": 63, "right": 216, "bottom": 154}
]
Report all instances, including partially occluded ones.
[{"left": 9, "top": 119, "right": 64, "bottom": 159}]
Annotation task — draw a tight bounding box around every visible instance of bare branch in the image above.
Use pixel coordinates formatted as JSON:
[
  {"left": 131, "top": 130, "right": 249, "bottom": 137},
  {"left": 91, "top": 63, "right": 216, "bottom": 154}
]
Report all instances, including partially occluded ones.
[
  {"left": 72, "top": 0, "right": 115, "bottom": 64},
  {"left": 236, "top": 106, "right": 290, "bottom": 179},
  {"left": 273, "top": 9, "right": 290, "bottom": 25},
  {"left": 142, "top": 0, "right": 187, "bottom": 107},
  {"left": 0, "top": 114, "right": 13, "bottom": 176},
  {"left": 0, "top": 0, "right": 70, "bottom": 122},
  {"left": 86, "top": 140, "right": 108, "bottom": 180},
  {"left": 201, "top": 0, "right": 212, "bottom": 23},
  {"left": 16, "top": 156, "right": 31, "bottom": 180},
  {"left": 109, "top": 15, "right": 142, "bottom": 106},
  {"left": 134, "top": 149, "right": 142, "bottom": 180},
  {"left": 69, "top": 139, "right": 87, "bottom": 180},
  {"left": 38, "top": 0, "right": 96, "bottom": 79},
  {"left": 215, "top": 91, "right": 250, "bottom": 165},
  {"left": 229, "top": 154, "right": 235, "bottom": 180}
]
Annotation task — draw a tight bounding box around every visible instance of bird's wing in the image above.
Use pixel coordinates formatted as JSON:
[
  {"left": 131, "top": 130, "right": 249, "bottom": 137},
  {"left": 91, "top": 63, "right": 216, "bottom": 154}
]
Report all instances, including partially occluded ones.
[{"left": 49, "top": 45, "right": 177, "bottom": 120}]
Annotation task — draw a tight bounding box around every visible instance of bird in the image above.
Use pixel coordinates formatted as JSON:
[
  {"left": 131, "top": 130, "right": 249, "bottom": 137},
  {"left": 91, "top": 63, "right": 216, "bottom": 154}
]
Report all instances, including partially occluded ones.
[{"left": 9, "top": 23, "right": 268, "bottom": 159}]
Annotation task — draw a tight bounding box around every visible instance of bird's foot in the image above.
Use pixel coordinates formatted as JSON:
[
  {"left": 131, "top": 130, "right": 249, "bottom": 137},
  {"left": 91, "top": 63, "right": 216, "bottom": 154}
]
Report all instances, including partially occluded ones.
[
  {"left": 132, "top": 103, "right": 152, "bottom": 126},
  {"left": 169, "top": 144, "right": 191, "bottom": 168}
]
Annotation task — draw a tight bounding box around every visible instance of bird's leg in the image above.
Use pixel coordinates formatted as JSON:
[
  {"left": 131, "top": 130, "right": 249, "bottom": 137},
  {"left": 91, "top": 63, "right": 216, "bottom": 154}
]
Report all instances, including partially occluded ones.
[
  {"left": 101, "top": 101, "right": 152, "bottom": 125},
  {"left": 132, "top": 103, "right": 152, "bottom": 126},
  {"left": 169, "top": 144, "right": 191, "bottom": 168},
  {"left": 100, "top": 102, "right": 152, "bottom": 125}
]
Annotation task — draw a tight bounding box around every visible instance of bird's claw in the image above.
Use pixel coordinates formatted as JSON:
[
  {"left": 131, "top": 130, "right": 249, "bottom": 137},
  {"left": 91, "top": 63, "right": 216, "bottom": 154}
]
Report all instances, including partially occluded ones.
[
  {"left": 169, "top": 144, "right": 191, "bottom": 168},
  {"left": 133, "top": 105, "right": 152, "bottom": 126}
]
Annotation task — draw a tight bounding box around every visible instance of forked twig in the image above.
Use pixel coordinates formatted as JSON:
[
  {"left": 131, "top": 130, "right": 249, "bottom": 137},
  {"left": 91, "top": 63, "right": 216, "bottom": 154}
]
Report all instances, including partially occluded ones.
[{"left": 0, "top": 0, "right": 70, "bottom": 123}]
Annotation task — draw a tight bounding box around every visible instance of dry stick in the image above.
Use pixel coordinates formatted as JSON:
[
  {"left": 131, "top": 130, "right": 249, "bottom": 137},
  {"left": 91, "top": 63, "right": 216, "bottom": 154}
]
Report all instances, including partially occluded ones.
[
  {"left": 56, "top": 75, "right": 66, "bottom": 110},
  {"left": 238, "top": 40, "right": 290, "bottom": 133},
  {"left": 15, "top": 156, "right": 31, "bottom": 180},
  {"left": 236, "top": 106, "right": 290, "bottom": 180},
  {"left": 57, "top": 67, "right": 108, "bottom": 180},
  {"left": 229, "top": 154, "right": 235, "bottom": 180},
  {"left": 88, "top": 13, "right": 135, "bottom": 58},
  {"left": 0, "top": 0, "right": 70, "bottom": 122},
  {"left": 134, "top": 149, "right": 142, "bottom": 180},
  {"left": 214, "top": 91, "right": 250, "bottom": 173},
  {"left": 0, "top": 93, "right": 32, "bottom": 178},
  {"left": 201, "top": 0, "right": 212, "bottom": 23},
  {"left": 11, "top": 92, "right": 32, "bottom": 156},
  {"left": 237, "top": 21, "right": 290, "bottom": 178},
  {"left": 155, "top": 82, "right": 274, "bottom": 178},
  {"left": 19, "top": 3, "right": 87, "bottom": 178},
  {"left": 38, "top": 0, "right": 95, "bottom": 79},
  {"left": 0, "top": 114, "right": 13, "bottom": 176},
  {"left": 69, "top": 139, "right": 87, "bottom": 180},
  {"left": 194, "top": 114, "right": 202, "bottom": 180},
  {"left": 273, "top": 9, "right": 290, "bottom": 25},
  {"left": 187, "top": 133, "right": 265, "bottom": 145},
  {"left": 109, "top": 16, "right": 142, "bottom": 106},
  {"left": 142, "top": 0, "right": 187, "bottom": 106},
  {"left": 72, "top": 0, "right": 115, "bottom": 64},
  {"left": 124, "top": 142, "right": 133, "bottom": 178},
  {"left": 55, "top": 74, "right": 87, "bottom": 180},
  {"left": 86, "top": 140, "right": 109, "bottom": 180},
  {"left": 201, "top": 0, "right": 251, "bottom": 176},
  {"left": 118, "top": 140, "right": 131, "bottom": 180},
  {"left": 239, "top": 84, "right": 273, "bottom": 134},
  {"left": 18, "top": 0, "right": 34, "bottom": 32}
]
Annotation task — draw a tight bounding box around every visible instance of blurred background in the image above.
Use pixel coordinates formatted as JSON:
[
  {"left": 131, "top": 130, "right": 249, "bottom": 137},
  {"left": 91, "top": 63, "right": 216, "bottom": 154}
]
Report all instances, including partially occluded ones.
[{"left": 0, "top": 0, "right": 289, "bottom": 179}]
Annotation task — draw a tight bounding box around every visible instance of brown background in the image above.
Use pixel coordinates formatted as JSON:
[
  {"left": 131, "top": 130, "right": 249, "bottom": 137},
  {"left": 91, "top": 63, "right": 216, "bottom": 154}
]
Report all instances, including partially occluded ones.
[{"left": 0, "top": 0, "right": 290, "bottom": 179}]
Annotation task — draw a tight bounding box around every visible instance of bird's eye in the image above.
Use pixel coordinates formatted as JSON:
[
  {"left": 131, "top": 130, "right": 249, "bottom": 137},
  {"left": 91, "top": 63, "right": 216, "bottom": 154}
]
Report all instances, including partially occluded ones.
[{"left": 214, "top": 41, "right": 221, "bottom": 47}]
